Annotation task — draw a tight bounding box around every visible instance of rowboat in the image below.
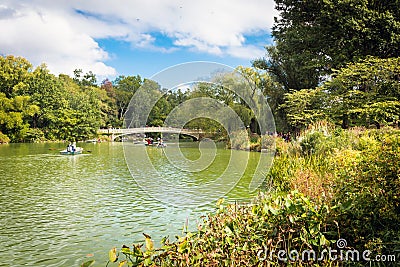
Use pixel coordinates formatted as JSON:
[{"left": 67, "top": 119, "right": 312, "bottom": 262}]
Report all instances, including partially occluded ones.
[{"left": 60, "top": 147, "right": 83, "bottom": 155}]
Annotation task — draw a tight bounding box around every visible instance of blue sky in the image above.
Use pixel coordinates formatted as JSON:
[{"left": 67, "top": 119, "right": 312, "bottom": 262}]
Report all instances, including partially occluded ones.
[{"left": 0, "top": 0, "right": 277, "bottom": 80}]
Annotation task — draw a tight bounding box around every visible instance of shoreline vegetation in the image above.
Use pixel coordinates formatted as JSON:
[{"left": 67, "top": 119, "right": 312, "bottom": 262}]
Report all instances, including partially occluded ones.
[{"left": 83, "top": 122, "right": 400, "bottom": 266}]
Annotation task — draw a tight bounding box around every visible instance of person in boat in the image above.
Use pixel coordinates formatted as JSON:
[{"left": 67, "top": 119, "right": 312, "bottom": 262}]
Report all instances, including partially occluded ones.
[
  {"left": 67, "top": 143, "right": 71, "bottom": 152},
  {"left": 158, "top": 138, "right": 164, "bottom": 147},
  {"left": 72, "top": 141, "right": 76, "bottom": 152}
]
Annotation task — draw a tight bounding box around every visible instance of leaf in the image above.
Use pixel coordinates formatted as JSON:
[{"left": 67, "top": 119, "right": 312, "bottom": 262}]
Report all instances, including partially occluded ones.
[
  {"left": 319, "top": 234, "right": 329, "bottom": 246},
  {"left": 118, "top": 260, "right": 127, "bottom": 267},
  {"left": 178, "top": 240, "right": 188, "bottom": 253},
  {"left": 144, "top": 257, "right": 153, "bottom": 265},
  {"left": 81, "top": 260, "right": 95, "bottom": 267},
  {"left": 143, "top": 233, "right": 151, "bottom": 239},
  {"left": 216, "top": 198, "right": 225, "bottom": 207},
  {"left": 121, "top": 245, "right": 131, "bottom": 255},
  {"left": 143, "top": 233, "right": 154, "bottom": 251},
  {"left": 269, "top": 205, "right": 279, "bottom": 215},
  {"left": 109, "top": 247, "right": 118, "bottom": 263},
  {"left": 340, "top": 200, "right": 353, "bottom": 211},
  {"left": 224, "top": 225, "right": 233, "bottom": 236},
  {"left": 226, "top": 236, "right": 233, "bottom": 245}
]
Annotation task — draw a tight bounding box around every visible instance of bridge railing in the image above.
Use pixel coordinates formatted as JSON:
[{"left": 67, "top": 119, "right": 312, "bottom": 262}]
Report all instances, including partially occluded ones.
[{"left": 97, "top": 127, "right": 204, "bottom": 134}]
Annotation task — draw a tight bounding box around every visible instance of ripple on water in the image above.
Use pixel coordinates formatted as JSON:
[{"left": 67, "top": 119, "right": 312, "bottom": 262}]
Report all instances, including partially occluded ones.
[{"left": 0, "top": 143, "right": 259, "bottom": 266}]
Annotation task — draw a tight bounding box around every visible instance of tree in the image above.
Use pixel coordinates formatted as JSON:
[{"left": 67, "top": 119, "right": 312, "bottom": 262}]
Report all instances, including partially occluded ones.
[
  {"left": 0, "top": 55, "right": 32, "bottom": 98},
  {"left": 113, "top": 75, "right": 143, "bottom": 122},
  {"left": 73, "top": 69, "right": 97, "bottom": 87},
  {"left": 283, "top": 56, "right": 400, "bottom": 130},
  {"left": 0, "top": 55, "right": 146, "bottom": 142},
  {"left": 25, "top": 64, "right": 68, "bottom": 137},
  {"left": 323, "top": 56, "right": 400, "bottom": 128},
  {"left": 280, "top": 88, "right": 328, "bottom": 131},
  {"left": 124, "top": 79, "right": 162, "bottom": 128},
  {"left": 0, "top": 93, "right": 39, "bottom": 142},
  {"left": 235, "top": 66, "right": 288, "bottom": 131},
  {"left": 255, "top": 0, "right": 400, "bottom": 91},
  {"left": 58, "top": 74, "right": 103, "bottom": 139}
]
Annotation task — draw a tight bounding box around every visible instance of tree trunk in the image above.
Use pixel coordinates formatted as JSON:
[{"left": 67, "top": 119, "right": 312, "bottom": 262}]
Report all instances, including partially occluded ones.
[{"left": 341, "top": 114, "right": 349, "bottom": 129}]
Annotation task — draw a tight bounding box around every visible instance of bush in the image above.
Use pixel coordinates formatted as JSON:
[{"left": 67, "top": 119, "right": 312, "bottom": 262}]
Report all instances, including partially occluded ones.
[
  {"left": 97, "top": 192, "right": 337, "bottom": 267},
  {"left": 332, "top": 131, "right": 400, "bottom": 254},
  {"left": 299, "top": 131, "right": 326, "bottom": 155},
  {"left": 265, "top": 125, "right": 400, "bottom": 257},
  {"left": 260, "top": 134, "right": 275, "bottom": 151},
  {"left": 0, "top": 132, "right": 10, "bottom": 144},
  {"left": 22, "top": 128, "right": 45, "bottom": 142}
]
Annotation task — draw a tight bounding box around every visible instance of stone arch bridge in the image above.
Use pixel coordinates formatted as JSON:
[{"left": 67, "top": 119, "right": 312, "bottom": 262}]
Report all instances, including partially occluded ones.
[{"left": 98, "top": 127, "right": 205, "bottom": 141}]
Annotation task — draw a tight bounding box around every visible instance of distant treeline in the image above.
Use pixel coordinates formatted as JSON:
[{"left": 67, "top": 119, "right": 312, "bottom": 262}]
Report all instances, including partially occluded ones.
[
  {"left": 0, "top": 56, "right": 261, "bottom": 143},
  {"left": 0, "top": 55, "right": 144, "bottom": 143}
]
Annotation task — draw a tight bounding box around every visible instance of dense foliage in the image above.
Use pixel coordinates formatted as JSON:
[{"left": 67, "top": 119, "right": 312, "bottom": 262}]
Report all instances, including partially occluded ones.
[
  {"left": 255, "top": 0, "right": 400, "bottom": 91},
  {"left": 268, "top": 123, "right": 400, "bottom": 260},
  {"left": 0, "top": 55, "right": 142, "bottom": 142},
  {"left": 282, "top": 57, "right": 400, "bottom": 130},
  {"left": 252, "top": 0, "right": 400, "bottom": 133}
]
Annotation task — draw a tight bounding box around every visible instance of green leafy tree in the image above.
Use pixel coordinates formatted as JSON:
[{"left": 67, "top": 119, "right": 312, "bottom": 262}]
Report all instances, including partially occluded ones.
[
  {"left": 73, "top": 69, "right": 97, "bottom": 87},
  {"left": 283, "top": 56, "right": 400, "bottom": 130},
  {"left": 113, "top": 75, "right": 143, "bottom": 122},
  {"left": 323, "top": 56, "right": 400, "bottom": 128},
  {"left": 0, "top": 93, "right": 39, "bottom": 142},
  {"left": 235, "top": 66, "right": 288, "bottom": 131},
  {"left": 0, "top": 55, "right": 32, "bottom": 98},
  {"left": 21, "top": 64, "right": 71, "bottom": 139},
  {"left": 281, "top": 87, "right": 328, "bottom": 131},
  {"left": 255, "top": 0, "right": 400, "bottom": 91}
]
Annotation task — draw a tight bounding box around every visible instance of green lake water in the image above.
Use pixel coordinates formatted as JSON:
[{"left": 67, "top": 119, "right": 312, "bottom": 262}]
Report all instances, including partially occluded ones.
[{"left": 0, "top": 142, "right": 269, "bottom": 266}]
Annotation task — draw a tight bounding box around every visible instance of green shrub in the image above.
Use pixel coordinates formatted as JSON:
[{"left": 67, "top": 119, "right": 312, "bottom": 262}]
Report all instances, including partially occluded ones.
[
  {"left": 96, "top": 192, "right": 337, "bottom": 267},
  {"left": 299, "top": 131, "right": 326, "bottom": 155},
  {"left": 0, "top": 132, "right": 10, "bottom": 144},
  {"left": 22, "top": 128, "right": 45, "bottom": 142},
  {"left": 332, "top": 132, "right": 400, "bottom": 254},
  {"left": 260, "top": 134, "right": 275, "bottom": 151}
]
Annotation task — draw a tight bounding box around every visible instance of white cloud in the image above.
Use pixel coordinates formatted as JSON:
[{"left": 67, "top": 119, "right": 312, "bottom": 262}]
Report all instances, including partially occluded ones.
[
  {"left": 226, "top": 45, "right": 267, "bottom": 60},
  {"left": 0, "top": 0, "right": 277, "bottom": 76},
  {"left": 0, "top": 3, "right": 117, "bottom": 77}
]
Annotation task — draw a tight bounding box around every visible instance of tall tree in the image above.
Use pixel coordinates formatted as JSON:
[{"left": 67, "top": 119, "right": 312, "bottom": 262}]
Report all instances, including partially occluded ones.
[
  {"left": 282, "top": 56, "right": 400, "bottom": 130},
  {"left": 255, "top": 0, "right": 400, "bottom": 91},
  {"left": 323, "top": 56, "right": 400, "bottom": 128},
  {"left": 0, "top": 55, "right": 32, "bottom": 98},
  {"left": 113, "top": 75, "right": 143, "bottom": 122},
  {"left": 73, "top": 69, "right": 97, "bottom": 87}
]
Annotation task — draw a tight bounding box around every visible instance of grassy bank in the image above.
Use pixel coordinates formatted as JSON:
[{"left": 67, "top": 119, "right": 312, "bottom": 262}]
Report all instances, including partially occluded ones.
[{"left": 83, "top": 123, "right": 400, "bottom": 266}]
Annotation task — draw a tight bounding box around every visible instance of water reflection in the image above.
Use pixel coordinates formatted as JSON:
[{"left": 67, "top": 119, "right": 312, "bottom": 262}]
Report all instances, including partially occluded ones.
[{"left": 0, "top": 142, "right": 264, "bottom": 266}]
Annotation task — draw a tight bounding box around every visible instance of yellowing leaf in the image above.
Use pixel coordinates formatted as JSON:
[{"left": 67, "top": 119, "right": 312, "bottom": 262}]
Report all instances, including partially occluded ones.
[
  {"left": 144, "top": 235, "right": 154, "bottom": 251},
  {"left": 118, "top": 260, "right": 127, "bottom": 267},
  {"left": 108, "top": 247, "right": 118, "bottom": 263}
]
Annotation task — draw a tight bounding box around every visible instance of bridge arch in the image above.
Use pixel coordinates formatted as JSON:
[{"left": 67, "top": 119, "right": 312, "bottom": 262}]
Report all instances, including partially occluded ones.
[{"left": 98, "top": 127, "right": 204, "bottom": 141}]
